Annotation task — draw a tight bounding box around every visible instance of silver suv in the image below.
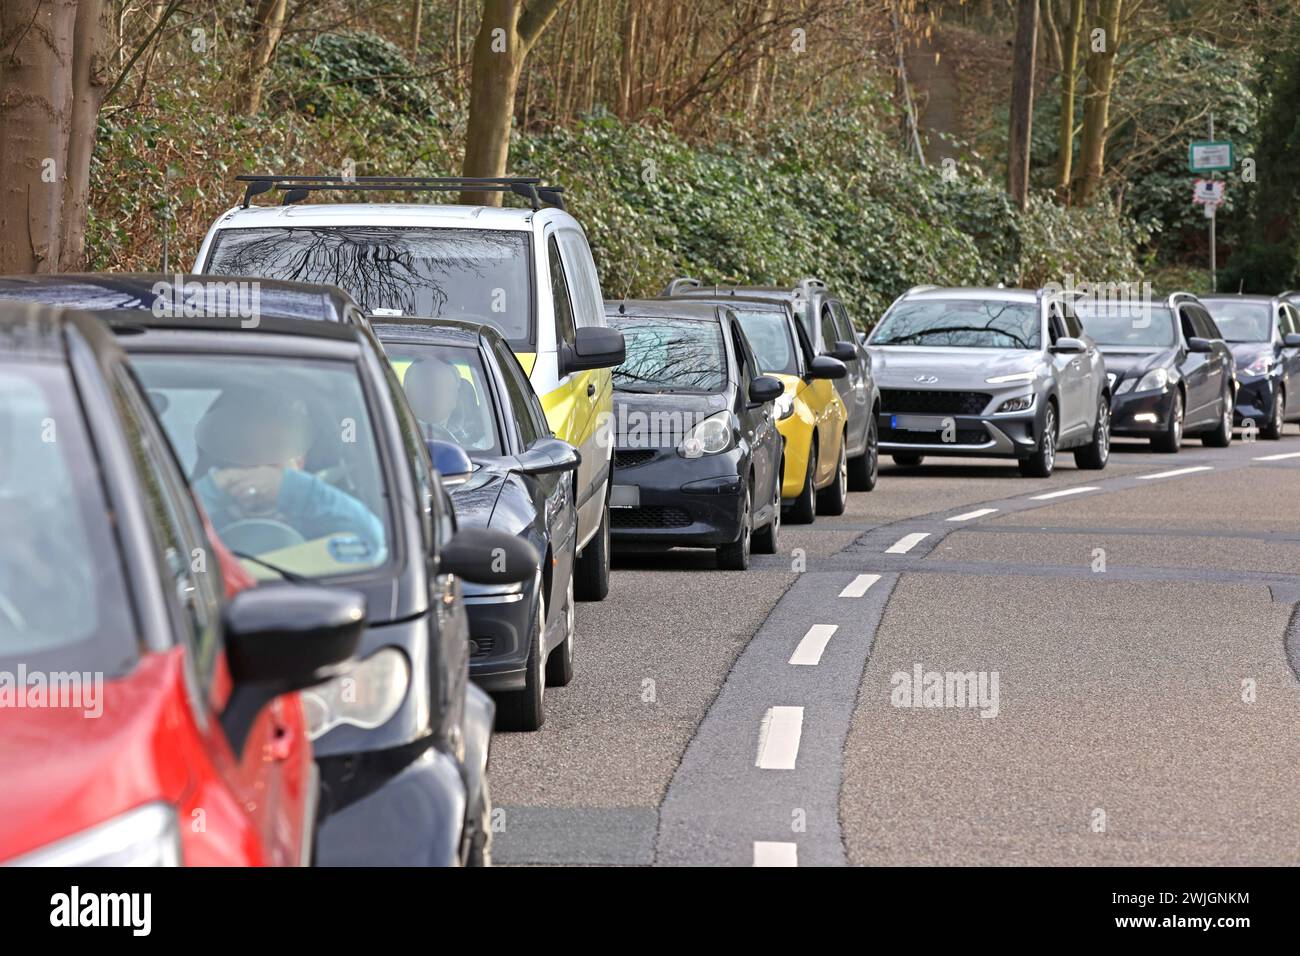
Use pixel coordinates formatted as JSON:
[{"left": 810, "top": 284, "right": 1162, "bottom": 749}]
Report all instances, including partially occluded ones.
[{"left": 865, "top": 286, "right": 1111, "bottom": 477}]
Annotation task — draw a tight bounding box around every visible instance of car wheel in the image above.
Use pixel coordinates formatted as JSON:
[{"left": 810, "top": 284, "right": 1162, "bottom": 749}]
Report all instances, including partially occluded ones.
[
  {"left": 545, "top": 567, "right": 575, "bottom": 687},
  {"left": 574, "top": 491, "right": 610, "bottom": 601},
  {"left": 1151, "top": 391, "right": 1183, "bottom": 453},
  {"left": 1074, "top": 396, "right": 1111, "bottom": 469},
  {"left": 816, "top": 437, "right": 848, "bottom": 515},
  {"left": 785, "top": 441, "right": 817, "bottom": 524},
  {"left": 1019, "top": 402, "right": 1057, "bottom": 478},
  {"left": 1202, "top": 385, "right": 1235, "bottom": 447},
  {"left": 1262, "top": 388, "right": 1284, "bottom": 441},
  {"left": 496, "top": 587, "right": 546, "bottom": 732},
  {"left": 847, "top": 416, "right": 879, "bottom": 491},
  {"left": 891, "top": 453, "right": 924, "bottom": 467},
  {"left": 717, "top": 485, "right": 752, "bottom": 570},
  {"left": 752, "top": 464, "right": 781, "bottom": 554}
]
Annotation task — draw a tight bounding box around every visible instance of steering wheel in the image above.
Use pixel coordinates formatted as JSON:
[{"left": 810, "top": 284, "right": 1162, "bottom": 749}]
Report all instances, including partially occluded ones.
[{"left": 220, "top": 518, "right": 307, "bottom": 554}]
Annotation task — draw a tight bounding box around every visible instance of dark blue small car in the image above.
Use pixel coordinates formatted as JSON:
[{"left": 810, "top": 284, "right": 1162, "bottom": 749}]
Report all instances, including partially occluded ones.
[{"left": 1202, "top": 295, "right": 1300, "bottom": 439}]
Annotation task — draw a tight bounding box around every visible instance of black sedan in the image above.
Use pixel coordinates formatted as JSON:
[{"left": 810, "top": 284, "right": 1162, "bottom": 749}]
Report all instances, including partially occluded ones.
[
  {"left": 603, "top": 300, "right": 784, "bottom": 570},
  {"left": 375, "top": 319, "right": 581, "bottom": 733},
  {"left": 1201, "top": 295, "right": 1300, "bottom": 439},
  {"left": 1078, "top": 293, "right": 1235, "bottom": 452}
]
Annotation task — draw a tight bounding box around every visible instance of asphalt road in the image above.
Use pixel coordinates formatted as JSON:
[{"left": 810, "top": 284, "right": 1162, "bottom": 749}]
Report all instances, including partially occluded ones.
[{"left": 488, "top": 431, "right": 1300, "bottom": 866}]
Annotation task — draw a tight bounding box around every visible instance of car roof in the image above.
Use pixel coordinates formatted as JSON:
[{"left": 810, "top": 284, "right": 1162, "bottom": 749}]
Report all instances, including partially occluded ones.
[
  {"left": 208, "top": 202, "right": 570, "bottom": 232},
  {"left": 0, "top": 272, "right": 360, "bottom": 322},
  {"left": 96, "top": 310, "right": 361, "bottom": 343},
  {"left": 370, "top": 316, "right": 494, "bottom": 348},
  {"left": 657, "top": 292, "right": 794, "bottom": 313},
  {"left": 604, "top": 299, "right": 722, "bottom": 322},
  {"left": 0, "top": 299, "right": 110, "bottom": 361},
  {"left": 899, "top": 286, "right": 1042, "bottom": 304},
  {"left": 1200, "top": 295, "right": 1276, "bottom": 305}
]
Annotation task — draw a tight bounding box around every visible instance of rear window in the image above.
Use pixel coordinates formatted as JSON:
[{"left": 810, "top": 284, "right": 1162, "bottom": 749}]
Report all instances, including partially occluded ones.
[
  {"left": 205, "top": 226, "right": 535, "bottom": 348},
  {"left": 608, "top": 315, "right": 727, "bottom": 393}
]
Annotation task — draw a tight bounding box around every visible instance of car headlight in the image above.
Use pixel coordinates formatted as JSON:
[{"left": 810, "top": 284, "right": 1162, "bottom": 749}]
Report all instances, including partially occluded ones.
[
  {"left": 986, "top": 370, "right": 1036, "bottom": 385},
  {"left": 1243, "top": 355, "right": 1275, "bottom": 376},
  {"left": 995, "top": 394, "right": 1035, "bottom": 414},
  {"left": 1134, "top": 367, "right": 1170, "bottom": 392},
  {"left": 10, "top": 802, "right": 181, "bottom": 866},
  {"left": 773, "top": 390, "right": 795, "bottom": 420},
  {"left": 302, "top": 647, "right": 410, "bottom": 740},
  {"left": 678, "top": 410, "right": 732, "bottom": 458}
]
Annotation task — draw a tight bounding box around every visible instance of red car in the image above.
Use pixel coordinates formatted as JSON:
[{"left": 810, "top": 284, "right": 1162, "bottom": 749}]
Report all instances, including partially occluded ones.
[{"left": 0, "top": 303, "right": 361, "bottom": 866}]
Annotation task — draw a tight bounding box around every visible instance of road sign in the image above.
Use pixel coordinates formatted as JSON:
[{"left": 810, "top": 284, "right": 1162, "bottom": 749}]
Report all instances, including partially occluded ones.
[
  {"left": 1189, "top": 140, "right": 1233, "bottom": 172},
  {"left": 1193, "top": 179, "right": 1225, "bottom": 205}
]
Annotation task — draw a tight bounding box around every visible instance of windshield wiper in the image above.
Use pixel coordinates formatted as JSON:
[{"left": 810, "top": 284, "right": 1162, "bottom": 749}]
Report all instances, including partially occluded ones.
[{"left": 231, "top": 551, "right": 307, "bottom": 584}]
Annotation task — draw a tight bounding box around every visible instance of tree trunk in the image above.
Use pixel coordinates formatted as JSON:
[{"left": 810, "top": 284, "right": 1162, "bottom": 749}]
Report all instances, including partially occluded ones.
[
  {"left": 1072, "top": 0, "right": 1122, "bottom": 204},
  {"left": 618, "top": 0, "right": 638, "bottom": 117},
  {"left": 1007, "top": 0, "right": 1039, "bottom": 211},
  {"left": 410, "top": 0, "right": 423, "bottom": 55},
  {"left": 237, "top": 0, "right": 288, "bottom": 116},
  {"left": 1040, "top": 0, "right": 1062, "bottom": 72},
  {"left": 0, "top": 0, "right": 114, "bottom": 274},
  {"left": 1055, "top": 0, "right": 1084, "bottom": 199},
  {"left": 461, "top": 0, "right": 569, "bottom": 205}
]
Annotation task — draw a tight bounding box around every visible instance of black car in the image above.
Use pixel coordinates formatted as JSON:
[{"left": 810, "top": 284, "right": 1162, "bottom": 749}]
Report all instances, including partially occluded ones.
[
  {"left": 0, "top": 275, "right": 536, "bottom": 866},
  {"left": 1078, "top": 293, "right": 1235, "bottom": 452},
  {"left": 1201, "top": 295, "right": 1300, "bottom": 439},
  {"left": 603, "top": 300, "right": 784, "bottom": 570},
  {"left": 374, "top": 318, "right": 581, "bottom": 732},
  {"left": 662, "top": 276, "right": 880, "bottom": 488}
]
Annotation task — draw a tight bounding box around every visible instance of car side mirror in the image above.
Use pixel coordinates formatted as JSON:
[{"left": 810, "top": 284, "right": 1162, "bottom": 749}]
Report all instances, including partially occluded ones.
[
  {"left": 427, "top": 439, "right": 473, "bottom": 486},
  {"left": 1050, "top": 336, "right": 1087, "bottom": 354},
  {"left": 748, "top": 375, "right": 784, "bottom": 406},
  {"left": 220, "top": 584, "right": 364, "bottom": 757},
  {"left": 830, "top": 340, "right": 857, "bottom": 363},
  {"left": 1284, "top": 333, "right": 1300, "bottom": 348},
  {"left": 438, "top": 527, "right": 539, "bottom": 585},
  {"left": 517, "top": 436, "right": 581, "bottom": 475},
  {"left": 1186, "top": 336, "right": 1214, "bottom": 353},
  {"left": 808, "top": 354, "right": 847, "bottom": 380},
  {"left": 562, "top": 326, "right": 627, "bottom": 375}
]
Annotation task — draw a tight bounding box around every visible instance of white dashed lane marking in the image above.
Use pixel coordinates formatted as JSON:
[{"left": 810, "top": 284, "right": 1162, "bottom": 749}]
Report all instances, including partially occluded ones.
[
  {"left": 753, "top": 841, "right": 798, "bottom": 866},
  {"left": 789, "top": 624, "right": 838, "bottom": 666},
  {"left": 1136, "top": 465, "right": 1213, "bottom": 480},
  {"left": 948, "top": 508, "right": 999, "bottom": 522},
  {"left": 755, "top": 706, "right": 804, "bottom": 770},
  {"left": 1030, "top": 486, "right": 1099, "bottom": 500},
  {"left": 1254, "top": 451, "right": 1300, "bottom": 461},
  {"left": 886, "top": 532, "right": 930, "bottom": 554},
  {"left": 839, "top": 573, "right": 881, "bottom": 598}
]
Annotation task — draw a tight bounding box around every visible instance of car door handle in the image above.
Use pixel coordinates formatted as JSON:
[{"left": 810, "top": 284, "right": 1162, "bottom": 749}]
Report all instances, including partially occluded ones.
[{"left": 586, "top": 383, "right": 596, "bottom": 397}]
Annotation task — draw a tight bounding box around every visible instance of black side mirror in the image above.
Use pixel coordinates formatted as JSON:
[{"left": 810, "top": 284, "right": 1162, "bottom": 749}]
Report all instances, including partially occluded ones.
[
  {"left": 562, "top": 326, "right": 626, "bottom": 375},
  {"left": 438, "top": 527, "right": 539, "bottom": 585},
  {"left": 428, "top": 439, "right": 473, "bottom": 486},
  {"left": 748, "top": 374, "right": 784, "bottom": 406},
  {"left": 808, "top": 354, "right": 847, "bottom": 380},
  {"left": 1284, "top": 333, "right": 1300, "bottom": 348},
  {"left": 1186, "top": 336, "right": 1214, "bottom": 353},
  {"left": 220, "top": 584, "right": 364, "bottom": 757},
  {"left": 830, "top": 340, "right": 857, "bottom": 363},
  {"left": 517, "top": 436, "right": 581, "bottom": 475},
  {"left": 1049, "top": 336, "right": 1087, "bottom": 354}
]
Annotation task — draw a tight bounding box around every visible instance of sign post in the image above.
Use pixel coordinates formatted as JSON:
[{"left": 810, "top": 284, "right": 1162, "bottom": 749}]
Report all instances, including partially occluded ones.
[{"left": 1189, "top": 117, "right": 1232, "bottom": 292}]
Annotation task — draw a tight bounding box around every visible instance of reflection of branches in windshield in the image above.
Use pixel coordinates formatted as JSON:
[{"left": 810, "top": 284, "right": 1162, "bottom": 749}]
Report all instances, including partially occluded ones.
[
  {"left": 614, "top": 328, "right": 724, "bottom": 390},
  {"left": 874, "top": 302, "right": 1036, "bottom": 349}
]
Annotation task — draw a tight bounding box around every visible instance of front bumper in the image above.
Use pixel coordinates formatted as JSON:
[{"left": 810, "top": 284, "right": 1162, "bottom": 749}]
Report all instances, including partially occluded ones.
[
  {"left": 876, "top": 409, "right": 1041, "bottom": 460},
  {"left": 608, "top": 446, "right": 746, "bottom": 547},
  {"left": 1233, "top": 373, "right": 1278, "bottom": 426},
  {"left": 1110, "top": 387, "right": 1176, "bottom": 436},
  {"left": 463, "top": 577, "right": 541, "bottom": 693}
]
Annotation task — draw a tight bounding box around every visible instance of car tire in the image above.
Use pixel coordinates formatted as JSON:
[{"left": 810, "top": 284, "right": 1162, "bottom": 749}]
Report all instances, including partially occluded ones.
[
  {"left": 1202, "top": 385, "right": 1235, "bottom": 447},
  {"left": 574, "top": 490, "right": 610, "bottom": 601},
  {"left": 1074, "top": 396, "right": 1111, "bottom": 469},
  {"left": 717, "top": 485, "right": 752, "bottom": 570},
  {"left": 785, "top": 441, "right": 817, "bottom": 524},
  {"left": 1151, "top": 391, "right": 1183, "bottom": 453},
  {"left": 545, "top": 568, "right": 575, "bottom": 687},
  {"left": 752, "top": 465, "right": 781, "bottom": 554},
  {"left": 847, "top": 417, "right": 879, "bottom": 491},
  {"left": 816, "top": 437, "right": 848, "bottom": 516},
  {"left": 1019, "top": 402, "right": 1057, "bottom": 478},
  {"left": 1262, "top": 388, "right": 1284, "bottom": 441},
  {"left": 495, "top": 589, "right": 546, "bottom": 732},
  {"left": 891, "top": 453, "right": 924, "bottom": 467}
]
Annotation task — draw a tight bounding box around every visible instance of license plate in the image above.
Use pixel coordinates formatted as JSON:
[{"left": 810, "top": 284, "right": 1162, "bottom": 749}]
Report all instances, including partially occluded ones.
[
  {"left": 888, "top": 414, "right": 950, "bottom": 431},
  {"left": 610, "top": 484, "right": 640, "bottom": 508}
]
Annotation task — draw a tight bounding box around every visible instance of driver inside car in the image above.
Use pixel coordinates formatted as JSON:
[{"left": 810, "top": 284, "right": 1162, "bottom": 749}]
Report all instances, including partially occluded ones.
[
  {"left": 192, "top": 388, "right": 384, "bottom": 559},
  {"left": 403, "top": 357, "right": 471, "bottom": 445}
]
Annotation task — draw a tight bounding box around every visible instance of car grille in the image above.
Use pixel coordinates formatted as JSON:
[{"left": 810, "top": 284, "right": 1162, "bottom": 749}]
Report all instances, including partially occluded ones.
[
  {"left": 469, "top": 636, "right": 495, "bottom": 658},
  {"left": 881, "top": 388, "right": 992, "bottom": 415},
  {"left": 880, "top": 425, "right": 990, "bottom": 445},
  {"left": 610, "top": 506, "right": 692, "bottom": 529},
  {"left": 614, "top": 449, "right": 656, "bottom": 469}
]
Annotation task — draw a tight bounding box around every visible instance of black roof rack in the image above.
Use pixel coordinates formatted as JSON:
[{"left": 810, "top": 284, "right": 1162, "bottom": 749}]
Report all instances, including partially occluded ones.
[{"left": 235, "top": 175, "right": 566, "bottom": 211}]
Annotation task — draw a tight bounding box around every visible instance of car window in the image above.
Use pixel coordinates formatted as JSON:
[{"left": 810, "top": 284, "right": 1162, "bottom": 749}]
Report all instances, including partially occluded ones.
[
  {"left": 498, "top": 342, "right": 550, "bottom": 441},
  {"left": 832, "top": 301, "right": 856, "bottom": 343},
  {"left": 731, "top": 320, "right": 763, "bottom": 389},
  {"left": 1078, "top": 305, "right": 1177, "bottom": 348},
  {"left": 820, "top": 306, "right": 838, "bottom": 353},
  {"left": 734, "top": 308, "right": 799, "bottom": 375},
  {"left": 548, "top": 235, "right": 577, "bottom": 349},
  {"left": 1285, "top": 306, "right": 1300, "bottom": 336},
  {"left": 493, "top": 339, "right": 543, "bottom": 446},
  {"left": 608, "top": 315, "right": 728, "bottom": 393},
  {"left": 870, "top": 299, "right": 1042, "bottom": 350},
  {"left": 384, "top": 341, "right": 503, "bottom": 456},
  {"left": 1194, "top": 307, "right": 1222, "bottom": 340},
  {"left": 556, "top": 229, "right": 604, "bottom": 329},
  {"left": 1203, "top": 300, "right": 1273, "bottom": 342},
  {"left": 1177, "top": 307, "right": 1198, "bottom": 342}
]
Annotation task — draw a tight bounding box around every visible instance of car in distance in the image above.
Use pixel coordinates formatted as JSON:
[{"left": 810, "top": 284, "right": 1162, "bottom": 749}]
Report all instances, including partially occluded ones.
[
  {"left": 194, "top": 175, "right": 626, "bottom": 602},
  {"left": 1200, "top": 294, "right": 1300, "bottom": 439},
  {"left": 0, "top": 301, "right": 362, "bottom": 867},
  {"left": 866, "top": 287, "right": 1112, "bottom": 477},
  {"left": 375, "top": 318, "right": 582, "bottom": 731},
  {"left": 663, "top": 276, "right": 876, "bottom": 496},
  {"left": 603, "top": 300, "right": 784, "bottom": 570},
  {"left": 1078, "top": 292, "right": 1235, "bottom": 452}
]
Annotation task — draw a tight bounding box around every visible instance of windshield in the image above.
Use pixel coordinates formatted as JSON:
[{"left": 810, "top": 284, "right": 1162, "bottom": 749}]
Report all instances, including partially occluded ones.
[
  {"left": 1078, "top": 306, "right": 1177, "bottom": 348},
  {"left": 734, "top": 308, "right": 799, "bottom": 375},
  {"left": 205, "top": 226, "right": 535, "bottom": 347},
  {"left": 0, "top": 363, "right": 136, "bottom": 676},
  {"left": 1202, "top": 300, "right": 1273, "bottom": 343},
  {"left": 870, "top": 299, "right": 1041, "bottom": 350},
  {"left": 382, "top": 342, "right": 502, "bottom": 456},
  {"left": 129, "top": 354, "right": 391, "bottom": 582},
  {"left": 609, "top": 316, "right": 727, "bottom": 392}
]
